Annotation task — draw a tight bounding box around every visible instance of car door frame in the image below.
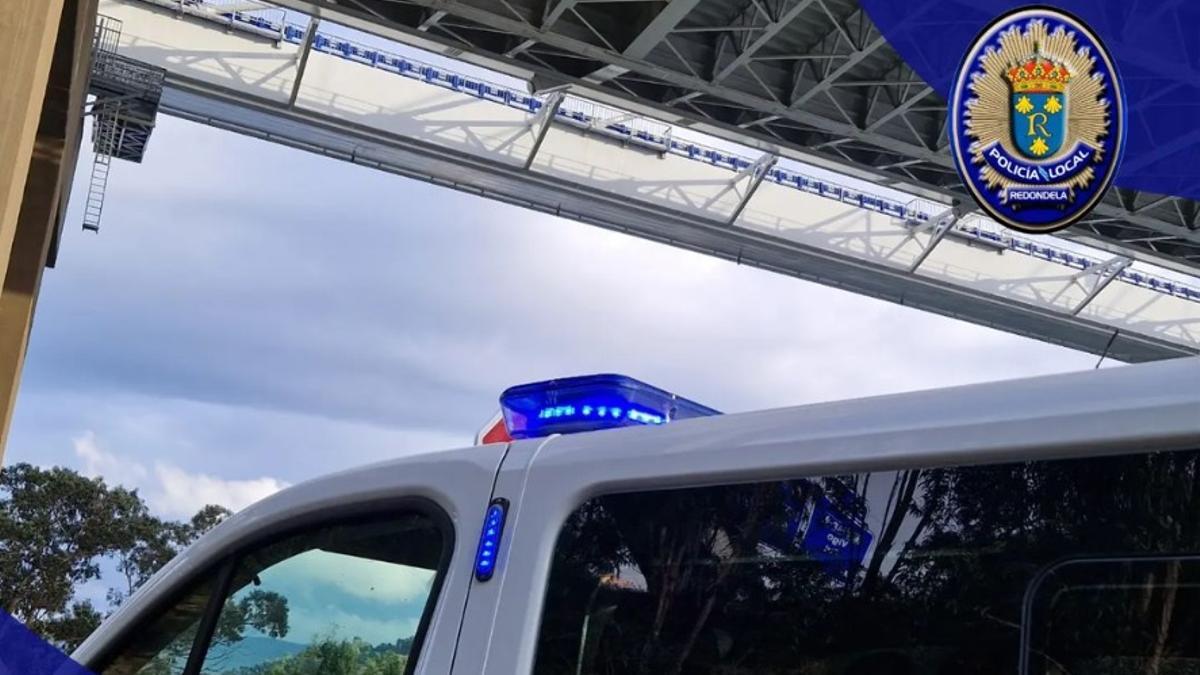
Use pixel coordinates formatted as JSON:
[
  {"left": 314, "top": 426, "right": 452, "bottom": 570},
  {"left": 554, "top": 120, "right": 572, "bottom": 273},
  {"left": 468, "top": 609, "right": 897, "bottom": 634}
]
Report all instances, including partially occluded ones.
[{"left": 72, "top": 443, "right": 509, "bottom": 675}]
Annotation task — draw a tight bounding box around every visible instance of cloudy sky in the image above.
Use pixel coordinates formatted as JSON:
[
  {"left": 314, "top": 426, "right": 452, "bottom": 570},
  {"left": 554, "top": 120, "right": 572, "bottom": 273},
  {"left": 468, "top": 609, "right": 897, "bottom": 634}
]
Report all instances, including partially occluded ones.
[{"left": 5, "top": 115, "right": 1100, "bottom": 520}]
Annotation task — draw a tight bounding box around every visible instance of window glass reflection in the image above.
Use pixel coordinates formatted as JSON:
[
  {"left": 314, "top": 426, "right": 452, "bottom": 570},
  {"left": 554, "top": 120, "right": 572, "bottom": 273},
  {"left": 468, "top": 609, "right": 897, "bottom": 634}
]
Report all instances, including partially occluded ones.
[
  {"left": 1030, "top": 558, "right": 1200, "bottom": 675},
  {"left": 534, "top": 449, "right": 1200, "bottom": 675},
  {"left": 200, "top": 513, "right": 443, "bottom": 675},
  {"left": 103, "top": 577, "right": 216, "bottom": 675}
]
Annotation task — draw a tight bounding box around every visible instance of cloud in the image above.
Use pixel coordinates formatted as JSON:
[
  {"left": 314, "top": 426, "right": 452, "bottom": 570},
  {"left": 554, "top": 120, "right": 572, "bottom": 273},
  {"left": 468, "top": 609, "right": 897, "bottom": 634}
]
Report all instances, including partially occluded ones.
[
  {"left": 265, "top": 549, "right": 435, "bottom": 605},
  {"left": 151, "top": 463, "right": 288, "bottom": 520},
  {"left": 74, "top": 430, "right": 148, "bottom": 486},
  {"left": 283, "top": 604, "right": 422, "bottom": 647},
  {"left": 19, "top": 116, "right": 1097, "bottom": 439},
  {"left": 73, "top": 431, "right": 288, "bottom": 519}
]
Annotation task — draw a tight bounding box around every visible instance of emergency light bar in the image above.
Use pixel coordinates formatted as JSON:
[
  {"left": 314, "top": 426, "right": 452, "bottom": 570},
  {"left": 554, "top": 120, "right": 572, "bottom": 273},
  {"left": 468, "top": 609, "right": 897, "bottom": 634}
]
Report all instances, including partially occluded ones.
[{"left": 499, "top": 373, "right": 719, "bottom": 439}]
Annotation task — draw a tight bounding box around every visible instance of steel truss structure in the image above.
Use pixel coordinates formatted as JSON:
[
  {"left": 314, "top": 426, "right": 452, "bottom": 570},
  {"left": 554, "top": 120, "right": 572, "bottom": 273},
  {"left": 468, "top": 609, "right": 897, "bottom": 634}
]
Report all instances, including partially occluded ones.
[
  {"left": 90, "top": 0, "right": 1200, "bottom": 361},
  {"left": 259, "top": 0, "right": 1200, "bottom": 274}
]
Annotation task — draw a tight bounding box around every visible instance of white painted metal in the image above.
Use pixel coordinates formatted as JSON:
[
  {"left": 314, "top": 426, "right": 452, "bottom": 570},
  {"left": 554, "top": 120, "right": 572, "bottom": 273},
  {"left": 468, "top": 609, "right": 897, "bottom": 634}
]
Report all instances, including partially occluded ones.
[
  {"left": 1070, "top": 256, "right": 1134, "bottom": 316},
  {"left": 287, "top": 17, "right": 319, "bottom": 107},
  {"left": 105, "top": 0, "right": 301, "bottom": 103},
  {"left": 727, "top": 152, "right": 778, "bottom": 225},
  {"left": 71, "top": 443, "right": 509, "bottom": 675},
  {"left": 907, "top": 206, "right": 959, "bottom": 273},
  {"left": 93, "top": 0, "right": 1200, "bottom": 358},
  {"left": 524, "top": 92, "right": 565, "bottom": 171}
]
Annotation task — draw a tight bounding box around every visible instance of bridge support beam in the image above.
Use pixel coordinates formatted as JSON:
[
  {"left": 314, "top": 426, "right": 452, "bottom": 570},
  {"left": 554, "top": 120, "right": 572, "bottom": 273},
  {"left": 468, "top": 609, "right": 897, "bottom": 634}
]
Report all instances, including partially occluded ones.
[
  {"left": 1070, "top": 256, "right": 1133, "bottom": 315},
  {"left": 907, "top": 206, "right": 961, "bottom": 272},
  {"left": 288, "top": 17, "right": 319, "bottom": 107},
  {"left": 0, "top": 0, "right": 96, "bottom": 461},
  {"left": 728, "top": 153, "right": 777, "bottom": 224},
  {"left": 524, "top": 92, "right": 565, "bottom": 170}
]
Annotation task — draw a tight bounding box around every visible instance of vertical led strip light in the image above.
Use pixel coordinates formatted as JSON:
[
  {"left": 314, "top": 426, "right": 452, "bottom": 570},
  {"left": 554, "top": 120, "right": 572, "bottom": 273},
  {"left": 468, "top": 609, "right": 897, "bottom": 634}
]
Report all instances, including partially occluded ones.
[{"left": 474, "top": 498, "right": 508, "bottom": 581}]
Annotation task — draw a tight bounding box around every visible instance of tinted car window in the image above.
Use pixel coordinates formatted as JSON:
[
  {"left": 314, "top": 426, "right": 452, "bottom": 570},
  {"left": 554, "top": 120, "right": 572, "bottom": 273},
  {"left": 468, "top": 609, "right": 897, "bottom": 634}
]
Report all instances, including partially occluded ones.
[
  {"left": 534, "top": 448, "right": 1200, "bottom": 675},
  {"left": 100, "top": 511, "right": 447, "bottom": 675},
  {"left": 198, "top": 513, "right": 444, "bottom": 674},
  {"left": 102, "top": 576, "right": 220, "bottom": 674}
]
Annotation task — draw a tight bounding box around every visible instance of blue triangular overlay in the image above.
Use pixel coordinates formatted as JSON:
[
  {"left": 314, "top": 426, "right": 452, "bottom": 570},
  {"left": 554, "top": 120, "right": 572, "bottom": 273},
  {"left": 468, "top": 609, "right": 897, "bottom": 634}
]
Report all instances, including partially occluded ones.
[
  {"left": 861, "top": 0, "right": 1200, "bottom": 201},
  {"left": 0, "top": 612, "right": 95, "bottom": 675}
]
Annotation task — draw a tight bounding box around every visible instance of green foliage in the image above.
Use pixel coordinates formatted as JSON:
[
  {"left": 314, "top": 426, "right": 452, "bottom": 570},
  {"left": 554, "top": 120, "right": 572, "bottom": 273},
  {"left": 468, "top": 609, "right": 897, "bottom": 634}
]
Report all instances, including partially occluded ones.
[
  {"left": 41, "top": 600, "right": 104, "bottom": 652},
  {"left": 0, "top": 462, "right": 231, "bottom": 651},
  {"left": 229, "top": 637, "right": 410, "bottom": 675},
  {"left": 216, "top": 590, "right": 291, "bottom": 643}
]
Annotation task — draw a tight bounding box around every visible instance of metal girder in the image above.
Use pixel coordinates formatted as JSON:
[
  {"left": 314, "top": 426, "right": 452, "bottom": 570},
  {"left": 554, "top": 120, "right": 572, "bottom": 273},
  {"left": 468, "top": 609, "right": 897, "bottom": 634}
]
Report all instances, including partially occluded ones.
[
  {"left": 355, "top": 0, "right": 943, "bottom": 161},
  {"left": 543, "top": 0, "right": 580, "bottom": 28},
  {"left": 832, "top": 79, "right": 927, "bottom": 87},
  {"left": 83, "top": 92, "right": 146, "bottom": 116},
  {"left": 667, "top": 90, "right": 702, "bottom": 105},
  {"left": 1070, "top": 255, "right": 1132, "bottom": 314},
  {"left": 506, "top": 38, "right": 537, "bottom": 57},
  {"left": 1070, "top": 256, "right": 1133, "bottom": 315},
  {"left": 865, "top": 85, "right": 933, "bottom": 132},
  {"left": 585, "top": 0, "right": 705, "bottom": 84},
  {"left": 524, "top": 91, "right": 566, "bottom": 170},
  {"left": 417, "top": 9, "right": 446, "bottom": 32},
  {"left": 1132, "top": 193, "right": 1180, "bottom": 215},
  {"left": 907, "top": 206, "right": 959, "bottom": 272},
  {"left": 789, "top": 34, "right": 888, "bottom": 109},
  {"left": 712, "top": 0, "right": 819, "bottom": 83},
  {"left": 211, "top": 1, "right": 272, "bottom": 13},
  {"left": 288, "top": 17, "right": 319, "bottom": 107},
  {"left": 728, "top": 152, "right": 777, "bottom": 224}
]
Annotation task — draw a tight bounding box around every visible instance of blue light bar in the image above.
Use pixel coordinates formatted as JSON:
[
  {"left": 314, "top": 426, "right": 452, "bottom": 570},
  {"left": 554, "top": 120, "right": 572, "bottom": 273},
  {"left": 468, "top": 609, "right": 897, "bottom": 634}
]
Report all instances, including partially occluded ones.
[
  {"left": 474, "top": 498, "right": 507, "bottom": 582},
  {"left": 499, "top": 373, "right": 719, "bottom": 440}
]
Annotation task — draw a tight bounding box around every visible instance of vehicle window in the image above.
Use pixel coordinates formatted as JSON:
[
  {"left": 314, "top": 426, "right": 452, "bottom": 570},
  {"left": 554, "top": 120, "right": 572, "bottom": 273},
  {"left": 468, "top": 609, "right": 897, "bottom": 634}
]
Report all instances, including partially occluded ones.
[
  {"left": 102, "top": 575, "right": 220, "bottom": 674},
  {"left": 533, "top": 447, "right": 1200, "bottom": 675},
  {"left": 197, "top": 513, "right": 445, "bottom": 674},
  {"left": 1028, "top": 558, "right": 1200, "bottom": 675}
]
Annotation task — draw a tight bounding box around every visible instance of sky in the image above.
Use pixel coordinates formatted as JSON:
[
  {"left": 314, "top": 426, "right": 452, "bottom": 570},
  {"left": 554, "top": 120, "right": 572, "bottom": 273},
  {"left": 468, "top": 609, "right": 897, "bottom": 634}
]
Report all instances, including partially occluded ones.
[
  {"left": 4, "top": 115, "right": 1102, "bottom": 522},
  {"left": 240, "top": 549, "right": 434, "bottom": 645}
]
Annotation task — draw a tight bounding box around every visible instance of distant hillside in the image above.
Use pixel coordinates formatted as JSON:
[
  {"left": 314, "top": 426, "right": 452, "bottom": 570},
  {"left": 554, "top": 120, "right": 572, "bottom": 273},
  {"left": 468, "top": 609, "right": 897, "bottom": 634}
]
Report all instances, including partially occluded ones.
[{"left": 205, "top": 636, "right": 307, "bottom": 671}]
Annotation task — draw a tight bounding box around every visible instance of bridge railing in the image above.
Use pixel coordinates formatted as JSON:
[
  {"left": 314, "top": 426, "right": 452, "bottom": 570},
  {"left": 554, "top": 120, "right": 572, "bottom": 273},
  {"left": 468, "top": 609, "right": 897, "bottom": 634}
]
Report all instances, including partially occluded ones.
[{"left": 136, "top": 0, "right": 287, "bottom": 39}]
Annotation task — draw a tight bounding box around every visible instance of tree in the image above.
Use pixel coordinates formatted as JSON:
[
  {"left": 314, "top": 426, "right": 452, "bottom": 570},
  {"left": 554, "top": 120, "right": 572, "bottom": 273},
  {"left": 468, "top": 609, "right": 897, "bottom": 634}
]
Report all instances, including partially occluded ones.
[
  {"left": 109, "top": 503, "right": 233, "bottom": 608},
  {"left": 0, "top": 463, "right": 231, "bottom": 650},
  {"left": 231, "top": 637, "right": 411, "bottom": 675}
]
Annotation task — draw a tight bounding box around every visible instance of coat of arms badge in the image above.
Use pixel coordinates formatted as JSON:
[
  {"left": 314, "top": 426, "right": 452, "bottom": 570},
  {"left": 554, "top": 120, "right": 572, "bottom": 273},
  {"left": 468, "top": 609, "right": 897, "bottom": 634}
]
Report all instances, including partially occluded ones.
[{"left": 950, "top": 8, "right": 1124, "bottom": 234}]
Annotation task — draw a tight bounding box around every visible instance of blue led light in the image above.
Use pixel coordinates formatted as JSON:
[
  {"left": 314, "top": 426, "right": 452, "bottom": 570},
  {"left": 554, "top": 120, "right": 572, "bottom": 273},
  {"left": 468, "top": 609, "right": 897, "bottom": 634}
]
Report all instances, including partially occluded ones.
[
  {"left": 500, "top": 374, "right": 719, "bottom": 439},
  {"left": 474, "top": 499, "right": 507, "bottom": 581}
]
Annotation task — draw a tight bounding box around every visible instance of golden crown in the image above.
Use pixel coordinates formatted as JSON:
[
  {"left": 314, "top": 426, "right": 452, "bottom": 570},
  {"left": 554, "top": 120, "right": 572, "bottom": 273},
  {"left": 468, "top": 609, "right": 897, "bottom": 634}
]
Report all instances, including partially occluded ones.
[{"left": 1005, "top": 56, "right": 1071, "bottom": 93}]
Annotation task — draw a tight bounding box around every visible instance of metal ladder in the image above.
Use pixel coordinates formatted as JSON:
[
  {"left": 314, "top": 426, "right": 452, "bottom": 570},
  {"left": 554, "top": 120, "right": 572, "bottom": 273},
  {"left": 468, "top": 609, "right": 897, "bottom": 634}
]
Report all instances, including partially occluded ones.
[
  {"left": 83, "top": 15, "right": 124, "bottom": 233},
  {"left": 83, "top": 103, "right": 121, "bottom": 233}
]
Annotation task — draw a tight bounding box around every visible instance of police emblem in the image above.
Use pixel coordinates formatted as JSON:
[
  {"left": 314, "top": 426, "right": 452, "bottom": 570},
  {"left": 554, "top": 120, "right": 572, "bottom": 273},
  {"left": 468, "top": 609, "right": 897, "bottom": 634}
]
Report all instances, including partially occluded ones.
[{"left": 950, "top": 8, "right": 1124, "bottom": 234}]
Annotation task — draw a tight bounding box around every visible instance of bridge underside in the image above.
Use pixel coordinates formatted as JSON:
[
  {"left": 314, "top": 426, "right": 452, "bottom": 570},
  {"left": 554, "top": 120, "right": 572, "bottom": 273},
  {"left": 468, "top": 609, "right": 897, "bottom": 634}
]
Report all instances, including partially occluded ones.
[
  {"left": 160, "top": 81, "right": 1191, "bottom": 363},
  {"left": 88, "top": 0, "right": 1200, "bottom": 363},
  {"left": 265, "top": 0, "right": 1200, "bottom": 275}
]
